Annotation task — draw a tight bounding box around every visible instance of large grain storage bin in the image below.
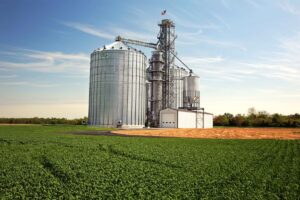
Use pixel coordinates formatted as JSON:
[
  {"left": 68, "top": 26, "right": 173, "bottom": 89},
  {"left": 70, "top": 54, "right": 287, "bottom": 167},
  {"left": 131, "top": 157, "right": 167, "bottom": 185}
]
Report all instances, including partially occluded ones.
[{"left": 88, "top": 41, "right": 147, "bottom": 128}]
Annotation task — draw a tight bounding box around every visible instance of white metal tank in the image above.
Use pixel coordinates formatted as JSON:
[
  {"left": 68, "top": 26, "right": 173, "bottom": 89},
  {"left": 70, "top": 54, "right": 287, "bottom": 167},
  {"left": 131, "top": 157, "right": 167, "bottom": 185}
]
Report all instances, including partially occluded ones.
[
  {"left": 182, "top": 74, "right": 200, "bottom": 109},
  {"left": 88, "top": 41, "right": 147, "bottom": 128}
]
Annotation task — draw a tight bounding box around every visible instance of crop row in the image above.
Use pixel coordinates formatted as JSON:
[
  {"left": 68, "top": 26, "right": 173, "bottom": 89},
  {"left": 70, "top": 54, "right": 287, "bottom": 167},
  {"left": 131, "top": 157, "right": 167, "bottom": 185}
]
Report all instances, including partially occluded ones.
[{"left": 0, "top": 125, "right": 299, "bottom": 199}]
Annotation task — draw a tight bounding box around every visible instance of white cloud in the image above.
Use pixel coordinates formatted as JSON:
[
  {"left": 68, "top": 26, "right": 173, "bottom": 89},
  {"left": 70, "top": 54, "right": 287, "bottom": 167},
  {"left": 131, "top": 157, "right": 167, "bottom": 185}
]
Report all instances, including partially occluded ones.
[
  {"left": 179, "top": 32, "right": 300, "bottom": 84},
  {"left": 63, "top": 21, "right": 156, "bottom": 42},
  {"left": 177, "top": 35, "right": 247, "bottom": 51},
  {"left": 181, "top": 56, "right": 224, "bottom": 65},
  {"left": 62, "top": 12, "right": 245, "bottom": 52},
  {"left": 179, "top": 57, "right": 246, "bottom": 82},
  {"left": 0, "top": 74, "right": 17, "bottom": 78},
  {"left": 245, "top": 33, "right": 300, "bottom": 82},
  {"left": 0, "top": 68, "right": 12, "bottom": 71},
  {"left": 257, "top": 88, "right": 300, "bottom": 98},
  {"left": 168, "top": 11, "right": 220, "bottom": 31},
  {"left": 279, "top": 0, "right": 300, "bottom": 15},
  {"left": 211, "top": 13, "right": 230, "bottom": 30},
  {"left": 221, "top": 0, "right": 230, "bottom": 9},
  {"left": 125, "top": 7, "right": 159, "bottom": 34},
  {"left": 0, "top": 81, "right": 60, "bottom": 88},
  {"left": 245, "top": 0, "right": 261, "bottom": 8},
  {"left": 108, "top": 27, "right": 155, "bottom": 42},
  {"left": 0, "top": 48, "right": 89, "bottom": 74},
  {"left": 63, "top": 22, "right": 114, "bottom": 39}
]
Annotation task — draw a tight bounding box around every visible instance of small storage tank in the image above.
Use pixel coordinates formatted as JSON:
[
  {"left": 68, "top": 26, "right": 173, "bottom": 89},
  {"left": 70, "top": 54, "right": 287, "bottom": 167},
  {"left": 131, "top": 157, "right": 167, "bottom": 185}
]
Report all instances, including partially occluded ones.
[
  {"left": 88, "top": 41, "right": 147, "bottom": 128},
  {"left": 183, "top": 74, "right": 200, "bottom": 109}
]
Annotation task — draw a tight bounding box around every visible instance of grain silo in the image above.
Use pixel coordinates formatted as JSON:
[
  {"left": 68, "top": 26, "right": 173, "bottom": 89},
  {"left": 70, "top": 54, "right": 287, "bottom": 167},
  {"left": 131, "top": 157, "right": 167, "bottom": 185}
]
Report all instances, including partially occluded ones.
[
  {"left": 88, "top": 18, "right": 213, "bottom": 128},
  {"left": 182, "top": 74, "right": 200, "bottom": 109},
  {"left": 88, "top": 41, "right": 147, "bottom": 128}
]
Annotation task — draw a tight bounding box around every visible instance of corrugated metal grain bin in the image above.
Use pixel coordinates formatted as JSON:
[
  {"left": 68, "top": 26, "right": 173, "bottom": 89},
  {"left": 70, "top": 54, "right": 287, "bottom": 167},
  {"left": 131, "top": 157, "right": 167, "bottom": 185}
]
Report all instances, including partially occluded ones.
[
  {"left": 88, "top": 41, "right": 147, "bottom": 128},
  {"left": 183, "top": 74, "right": 200, "bottom": 109}
]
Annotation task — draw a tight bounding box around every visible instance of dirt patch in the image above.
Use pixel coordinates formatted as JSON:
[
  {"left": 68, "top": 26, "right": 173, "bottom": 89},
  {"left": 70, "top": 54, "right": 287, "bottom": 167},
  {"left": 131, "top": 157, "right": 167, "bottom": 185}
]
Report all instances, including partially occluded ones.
[{"left": 112, "top": 128, "right": 300, "bottom": 140}]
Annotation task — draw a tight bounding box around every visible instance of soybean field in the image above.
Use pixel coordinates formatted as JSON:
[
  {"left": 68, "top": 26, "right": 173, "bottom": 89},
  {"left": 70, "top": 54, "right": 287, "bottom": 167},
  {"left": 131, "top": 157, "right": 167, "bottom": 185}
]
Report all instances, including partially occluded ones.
[{"left": 0, "top": 125, "right": 299, "bottom": 199}]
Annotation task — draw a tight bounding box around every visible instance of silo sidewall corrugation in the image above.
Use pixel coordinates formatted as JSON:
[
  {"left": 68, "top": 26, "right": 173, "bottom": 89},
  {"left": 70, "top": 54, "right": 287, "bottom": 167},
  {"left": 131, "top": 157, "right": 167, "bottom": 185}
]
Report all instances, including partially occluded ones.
[{"left": 88, "top": 49, "right": 146, "bottom": 128}]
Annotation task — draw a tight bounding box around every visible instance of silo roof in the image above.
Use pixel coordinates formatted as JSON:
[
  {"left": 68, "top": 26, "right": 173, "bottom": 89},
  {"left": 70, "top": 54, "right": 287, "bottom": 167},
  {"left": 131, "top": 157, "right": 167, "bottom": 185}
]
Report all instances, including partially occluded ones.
[
  {"left": 93, "top": 41, "right": 145, "bottom": 56},
  {"left": 97, "top": 41, "right": 129, "bottom": 51}
]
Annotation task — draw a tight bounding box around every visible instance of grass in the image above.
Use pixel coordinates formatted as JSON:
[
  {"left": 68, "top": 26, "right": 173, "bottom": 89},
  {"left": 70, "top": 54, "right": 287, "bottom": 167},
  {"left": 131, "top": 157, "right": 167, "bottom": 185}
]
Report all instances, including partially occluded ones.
[{"left": 0, "top": 125, "right": 299, "bottom": 199}]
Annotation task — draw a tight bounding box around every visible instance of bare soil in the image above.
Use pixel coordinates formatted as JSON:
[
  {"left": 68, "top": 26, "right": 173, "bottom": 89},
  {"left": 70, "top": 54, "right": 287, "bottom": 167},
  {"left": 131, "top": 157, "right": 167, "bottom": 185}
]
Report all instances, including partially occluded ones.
[{"left": 112, "top": 128, "right": 300, "bottom": 140}]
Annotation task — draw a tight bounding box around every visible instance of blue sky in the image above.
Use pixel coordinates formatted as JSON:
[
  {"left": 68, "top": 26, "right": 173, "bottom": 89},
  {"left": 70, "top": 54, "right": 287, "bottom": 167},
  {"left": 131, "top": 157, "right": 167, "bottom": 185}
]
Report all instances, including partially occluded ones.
[{"left": 0, "top": 0, "right": 299, "bottom": 118}]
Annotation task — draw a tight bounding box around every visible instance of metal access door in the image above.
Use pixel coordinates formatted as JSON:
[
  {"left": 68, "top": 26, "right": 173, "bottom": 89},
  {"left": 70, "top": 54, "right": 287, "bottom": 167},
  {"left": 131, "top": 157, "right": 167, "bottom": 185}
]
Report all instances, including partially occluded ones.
[{"left": 161, "top": 113, "right": 176, "bottom": 128}]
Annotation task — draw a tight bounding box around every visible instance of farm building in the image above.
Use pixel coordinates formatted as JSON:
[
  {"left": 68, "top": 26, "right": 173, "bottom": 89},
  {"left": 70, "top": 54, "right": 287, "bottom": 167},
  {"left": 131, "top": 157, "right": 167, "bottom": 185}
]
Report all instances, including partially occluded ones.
[{"left": 160, "top": 108, "right": 213, "bottom": 128}]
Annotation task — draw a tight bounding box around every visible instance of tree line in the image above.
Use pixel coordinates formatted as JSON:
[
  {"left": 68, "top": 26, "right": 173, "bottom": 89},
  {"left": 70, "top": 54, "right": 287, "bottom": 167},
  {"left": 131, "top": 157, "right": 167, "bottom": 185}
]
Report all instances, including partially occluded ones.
[
  {"left": 213, "top": 108, "right": 300, "bottom": 127},
  {"left": 0, "top": 117, "right": 88, "bottom": 125},
  {"left": 1, "top": 108, "right": 300, "bottom": 127}
]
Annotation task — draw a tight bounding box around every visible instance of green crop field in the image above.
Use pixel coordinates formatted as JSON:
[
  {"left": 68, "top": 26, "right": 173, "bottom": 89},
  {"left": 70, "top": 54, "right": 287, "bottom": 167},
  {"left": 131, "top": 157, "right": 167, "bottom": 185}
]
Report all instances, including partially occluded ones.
[{"left": 0, "top": 125, "right": 299, "bottom": 199}]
